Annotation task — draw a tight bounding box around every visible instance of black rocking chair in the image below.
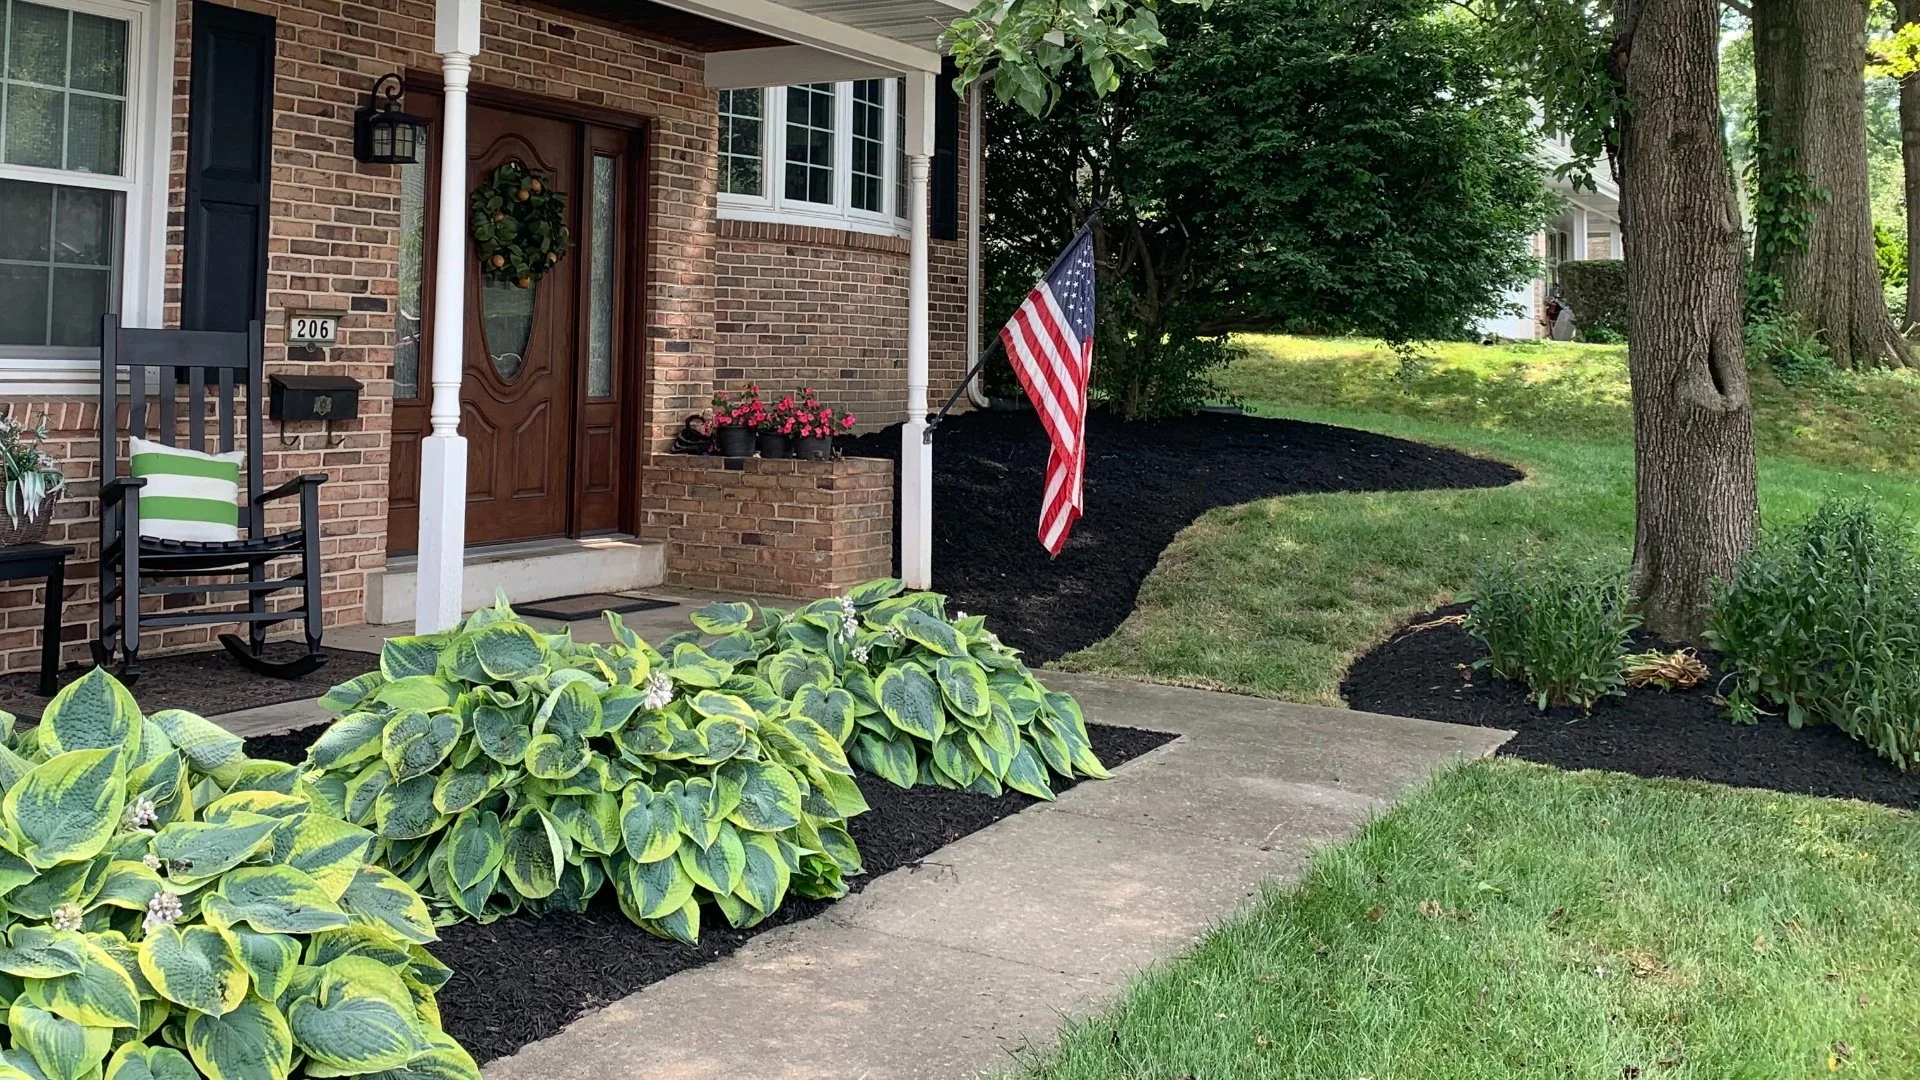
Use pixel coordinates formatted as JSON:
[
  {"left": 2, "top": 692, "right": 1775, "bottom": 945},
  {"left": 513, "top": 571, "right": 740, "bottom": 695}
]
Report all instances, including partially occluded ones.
[{"left": 96, "top": 314, "right": 329, "bottom": 680}]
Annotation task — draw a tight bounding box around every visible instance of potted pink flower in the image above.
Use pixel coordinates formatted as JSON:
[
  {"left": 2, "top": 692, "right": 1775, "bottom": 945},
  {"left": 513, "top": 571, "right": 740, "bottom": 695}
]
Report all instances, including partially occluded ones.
[
  {"left": 793, "top": 388, "right": 856, "bottom": 460},
  {"left": 710, "top": 385, "right": 763, "bottom": 458},
  {"left": 758, "top": 393, "right": 798, "bottom": 459}
]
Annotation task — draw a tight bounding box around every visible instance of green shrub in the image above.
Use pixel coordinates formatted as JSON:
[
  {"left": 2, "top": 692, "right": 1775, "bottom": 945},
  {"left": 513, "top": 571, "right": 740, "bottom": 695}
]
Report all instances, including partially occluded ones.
[
  {"left": 673, "top": 579, "right": 1109, "bottom": 799},
  {"left": 1745, "top": 311, "right": 1832, "bottom": 386},
  {"left": 1557, "top": 260, "right": 1627, "bottom": 341},
  {"left": 303, "top": 599, "right": 867, "bottom": 945},
  {"left": 1464, "top": 556, "right": 1638, "bottom": 711},
  {"left": 0, "top": 668, "right": 474, "bottom": 1080},
  {"left": 1707, "top": 499, "right": 1920, "bottom": 770}
]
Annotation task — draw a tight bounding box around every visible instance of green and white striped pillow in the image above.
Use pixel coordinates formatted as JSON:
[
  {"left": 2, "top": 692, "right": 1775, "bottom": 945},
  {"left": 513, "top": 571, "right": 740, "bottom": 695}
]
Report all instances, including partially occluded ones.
[{"left": 128, "top": 437, "right": 244, "bottom": 542}]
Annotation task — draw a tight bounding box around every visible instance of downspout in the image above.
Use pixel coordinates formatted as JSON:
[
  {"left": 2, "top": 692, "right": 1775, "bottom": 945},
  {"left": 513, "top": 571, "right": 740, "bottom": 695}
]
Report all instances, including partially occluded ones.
[{"left": 965, "top": 84, "right": 989, "bottom": 407}]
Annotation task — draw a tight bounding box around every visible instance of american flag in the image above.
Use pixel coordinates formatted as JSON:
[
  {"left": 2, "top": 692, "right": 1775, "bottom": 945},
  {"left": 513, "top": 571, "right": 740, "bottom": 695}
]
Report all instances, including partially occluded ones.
[{"left": 1000, "top": 225, "right": 1095, "bottom": 556}]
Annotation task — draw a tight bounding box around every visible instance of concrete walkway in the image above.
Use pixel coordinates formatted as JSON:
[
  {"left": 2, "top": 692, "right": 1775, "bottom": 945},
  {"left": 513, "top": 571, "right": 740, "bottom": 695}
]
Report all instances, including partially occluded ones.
[{"left": 481, "top": 672, "right": 1513, "bottom": 1080}]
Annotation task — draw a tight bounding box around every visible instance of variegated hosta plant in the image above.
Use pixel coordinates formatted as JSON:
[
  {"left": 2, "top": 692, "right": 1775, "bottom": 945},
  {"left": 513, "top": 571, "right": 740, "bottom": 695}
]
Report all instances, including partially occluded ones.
[
  {"left": 301, "top": 599, "right": 868, "bottom": 945},
  {"left": 669, "top": 579, "right": 1108, "bottom": 799},
  {"left": 0, "top": 669, "right": 475, "bottom": 1080}
]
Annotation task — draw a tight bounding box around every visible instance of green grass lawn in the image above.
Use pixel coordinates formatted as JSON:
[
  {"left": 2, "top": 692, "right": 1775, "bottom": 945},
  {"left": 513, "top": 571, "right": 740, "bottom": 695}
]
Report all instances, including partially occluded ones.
[
  {"left": 1010, "top": 762, "right": 1920, "bottom": 1079},
  {"left": 1015, "top": 336, "right": 1920, "bottom": 1080},
  {"left": 1054, "top": 336, "right": 1920, "bottom": 705}
]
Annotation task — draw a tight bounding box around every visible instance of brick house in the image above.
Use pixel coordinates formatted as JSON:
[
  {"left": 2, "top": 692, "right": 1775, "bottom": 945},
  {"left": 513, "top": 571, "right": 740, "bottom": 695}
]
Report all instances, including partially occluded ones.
[
  {"left": 0, "top": 0, "right": 983, "bottom": 673},
  {"left": 1475, "top": 131, "right": 1622, "bottom": 341}
]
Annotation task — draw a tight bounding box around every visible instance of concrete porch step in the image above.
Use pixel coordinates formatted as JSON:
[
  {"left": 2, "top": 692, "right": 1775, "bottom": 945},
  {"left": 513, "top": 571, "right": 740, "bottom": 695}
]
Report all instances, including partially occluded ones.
[{"left": 365, "top": 536, "right": 666, "bottom": 625}]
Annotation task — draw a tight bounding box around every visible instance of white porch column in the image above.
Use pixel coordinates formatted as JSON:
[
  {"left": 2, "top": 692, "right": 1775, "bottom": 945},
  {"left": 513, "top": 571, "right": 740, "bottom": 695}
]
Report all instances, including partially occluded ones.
[
  {"left": 416, "top": 0, "right": 480, "bottom": 633},
  {"left": 1570, "top": 206, "right": 1591, "bottom": 263},
  {"left": 900, "top": 70, "right": 936, "bottom": 590}
]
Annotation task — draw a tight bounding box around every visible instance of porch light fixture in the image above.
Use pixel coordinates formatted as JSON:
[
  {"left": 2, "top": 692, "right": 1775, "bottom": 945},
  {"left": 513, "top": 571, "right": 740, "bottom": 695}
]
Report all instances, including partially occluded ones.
[{"left": 354, "top": 73, "right": 426, "bottom": 165}]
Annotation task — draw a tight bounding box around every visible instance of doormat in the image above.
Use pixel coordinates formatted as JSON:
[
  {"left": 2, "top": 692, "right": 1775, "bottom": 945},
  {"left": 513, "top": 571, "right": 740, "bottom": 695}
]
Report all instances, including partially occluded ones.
[{"left": 516, "top": 594, "right": 678, "bottom": 621}]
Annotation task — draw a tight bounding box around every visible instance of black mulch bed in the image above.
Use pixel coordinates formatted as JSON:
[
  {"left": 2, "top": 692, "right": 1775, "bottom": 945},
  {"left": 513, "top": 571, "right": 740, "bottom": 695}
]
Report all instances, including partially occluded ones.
[
  {"left": 1342, "top": 604, "right": 1920, "bottom": 811},
  {"left": 841, "top": 409, "right": 1522, "bottom": 663},
  {"left": 0, "top": 644, "right": 379, "bottom": 721},
  {"left": 246, "top": 721, "right": 1176, "bottom": 1064}
]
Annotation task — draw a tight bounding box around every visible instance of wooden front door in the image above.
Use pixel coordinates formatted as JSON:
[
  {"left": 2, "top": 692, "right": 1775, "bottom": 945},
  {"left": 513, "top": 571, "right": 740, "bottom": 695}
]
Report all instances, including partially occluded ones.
[{"left": 388, "top": 96, "right": 644, "bottom": 553}]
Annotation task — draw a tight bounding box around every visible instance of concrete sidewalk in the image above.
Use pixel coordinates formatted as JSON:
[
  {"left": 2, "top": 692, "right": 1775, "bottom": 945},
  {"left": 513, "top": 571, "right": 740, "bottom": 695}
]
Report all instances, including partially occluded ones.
[{"left": 482, "top": 672, "right": 1512, "bottom": 1080}]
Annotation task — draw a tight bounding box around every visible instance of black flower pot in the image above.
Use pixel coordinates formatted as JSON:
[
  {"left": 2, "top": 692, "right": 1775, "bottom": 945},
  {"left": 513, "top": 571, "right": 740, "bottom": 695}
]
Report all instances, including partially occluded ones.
[
  {"left": 716, "top": 425, "right": 755, "bottom": 458},
  {"left": 794, "top": 436, "right": 832, "bottom": 461},
  {"left": 757, "top": 433, "right": 792, "bottom": 459}
]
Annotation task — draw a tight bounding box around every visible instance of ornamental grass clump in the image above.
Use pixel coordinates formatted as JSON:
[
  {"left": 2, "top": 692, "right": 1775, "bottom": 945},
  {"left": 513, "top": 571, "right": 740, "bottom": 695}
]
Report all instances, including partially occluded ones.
[
  {"left": 302, "top": 598, "right": 867, "bottom": 945},
  {"left": 0, "top": 668, "right": 475, "bottom": 1080},
  {"left": 669, "top": 579, "right": 1108, "bottom": 798},
  {"left": 1464, "top": 556, "right": 1638, "bottom": 711},
  {"left": 1706, "top": 498, "right": 1920, "bottom": 770}
]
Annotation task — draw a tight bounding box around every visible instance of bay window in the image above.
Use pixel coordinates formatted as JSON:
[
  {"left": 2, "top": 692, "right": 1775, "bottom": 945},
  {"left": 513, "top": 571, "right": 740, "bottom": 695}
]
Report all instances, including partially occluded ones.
[
  {"left": 717, "top": 79, "right": 910, "bottom": 237},
  {"left": 0, "top": 0, "right": 168, "bottom": 392}
]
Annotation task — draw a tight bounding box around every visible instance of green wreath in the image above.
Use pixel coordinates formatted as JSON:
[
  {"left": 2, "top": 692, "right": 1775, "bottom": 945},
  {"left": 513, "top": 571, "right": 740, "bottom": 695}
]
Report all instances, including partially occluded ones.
[{"left": 470, "top": 162, "right": 572, "bottom": 288}]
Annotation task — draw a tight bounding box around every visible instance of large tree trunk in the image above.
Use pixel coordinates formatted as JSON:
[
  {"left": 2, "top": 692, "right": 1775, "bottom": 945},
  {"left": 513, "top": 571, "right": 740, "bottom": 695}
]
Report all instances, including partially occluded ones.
[
  {"left": 1614, "top": 0, "right": 1758, "bottom": 640},
  {"left": 1899, "top": 0, "right": 1920, "bottom": 331},
  {"left": 1752, "top": 0, "right": 1910, "bottom": 368}
]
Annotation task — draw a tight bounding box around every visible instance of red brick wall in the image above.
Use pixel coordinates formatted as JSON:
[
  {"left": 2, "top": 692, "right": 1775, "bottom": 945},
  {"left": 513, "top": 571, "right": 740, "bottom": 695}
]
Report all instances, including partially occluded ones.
[
  {"left": 640, "top": 454, "right": 894, "bottom": 598},
  {"left": 713, "top": 112, "right": 974, "bottom": 429}
]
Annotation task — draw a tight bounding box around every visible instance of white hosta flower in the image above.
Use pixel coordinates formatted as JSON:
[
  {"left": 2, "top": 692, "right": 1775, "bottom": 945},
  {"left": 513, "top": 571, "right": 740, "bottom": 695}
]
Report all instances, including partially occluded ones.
[
  {"left": 51, "top": 903, "right": 83, "bottom": 932},
  {"left": 124, "top": 797, "right": 157, "bottom": 829},
  {"left": 838, "top": 595, "right": 855, "bottom": 615},
  {"left": 852, "top": 645, "right": 871, "bottom": 664},
  {"left": 841, "top": 613, "right": 859, "bottom": 641},
  {"left": 144, "top": 891, "right": 183, "bottom": 932},
  {"left": 643, "top": 670, "right": 675, "bottom": 711},
  {"left": 956, "top": 610, "right": 967, "bottom": 621},
  {"left": 142, "top": 853, "right": 163, "bottom": 871}
]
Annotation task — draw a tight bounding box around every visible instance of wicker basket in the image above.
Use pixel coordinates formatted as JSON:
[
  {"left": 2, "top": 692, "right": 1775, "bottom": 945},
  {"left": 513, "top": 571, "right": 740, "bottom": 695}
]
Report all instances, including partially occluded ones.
[{"left": 0, "top": 491, "right": 57, "bottom": 547}]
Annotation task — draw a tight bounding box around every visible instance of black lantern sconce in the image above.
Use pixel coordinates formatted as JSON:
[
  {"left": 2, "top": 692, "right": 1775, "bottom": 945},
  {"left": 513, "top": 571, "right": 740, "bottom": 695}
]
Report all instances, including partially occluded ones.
[{"left": 354, "top": 73, "right": 427, "bottom": 165}]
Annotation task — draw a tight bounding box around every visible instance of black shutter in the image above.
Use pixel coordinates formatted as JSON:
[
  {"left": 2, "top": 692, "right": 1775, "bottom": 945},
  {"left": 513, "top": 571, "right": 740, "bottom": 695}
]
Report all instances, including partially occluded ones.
[
  {"left": 931, "top": 58, "right": 960, "bottom": 241},
  {"left": 182, "top": 2, "right": 276, "bottom": 332}
]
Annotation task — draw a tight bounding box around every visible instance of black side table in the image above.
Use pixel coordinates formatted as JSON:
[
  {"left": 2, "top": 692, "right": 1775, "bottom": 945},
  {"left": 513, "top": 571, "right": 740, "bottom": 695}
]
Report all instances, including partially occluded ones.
[{"left": 0, "top": 544, "right": 72, "bottom": 696}]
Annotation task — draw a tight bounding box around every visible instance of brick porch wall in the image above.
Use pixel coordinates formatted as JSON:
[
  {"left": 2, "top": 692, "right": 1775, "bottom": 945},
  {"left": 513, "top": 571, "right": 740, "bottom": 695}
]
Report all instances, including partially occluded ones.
[
  {"left": 640, "top": 454, "right": 894, "bottom": 599},
  {"left": 0, "top": 0, "right": 721, "bottom": 675}
]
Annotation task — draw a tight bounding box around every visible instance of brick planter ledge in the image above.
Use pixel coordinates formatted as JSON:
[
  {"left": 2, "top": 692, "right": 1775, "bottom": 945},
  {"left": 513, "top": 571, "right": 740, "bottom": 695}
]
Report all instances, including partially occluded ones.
[{"left": 640, "top": 453, "right": 895, "bottom": 599}]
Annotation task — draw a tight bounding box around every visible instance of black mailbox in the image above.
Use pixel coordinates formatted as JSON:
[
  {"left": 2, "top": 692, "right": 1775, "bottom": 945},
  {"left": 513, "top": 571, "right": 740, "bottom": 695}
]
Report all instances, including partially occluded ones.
[{"left": 269, "top": 375, "right": 362, "bottom": 422}]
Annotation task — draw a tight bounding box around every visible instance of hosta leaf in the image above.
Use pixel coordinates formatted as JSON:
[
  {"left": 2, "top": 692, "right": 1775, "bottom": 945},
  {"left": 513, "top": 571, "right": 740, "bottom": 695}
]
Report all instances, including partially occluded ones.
[
  {"left": 445, "top": 811, "right": 504, "bottom": 891},
  {"left": 343, "top": 760, "right": 390, "bottom": 827},
  {"left": 889, "top": 608, "right": 963, "bottom": 656},
  {"left": 8, "top": 999, "right": 110, "bottom": 1080},
  {"left": 0, "top": 928, "right": 83, "bottom": 979},
  {"left": 534, "top": 681, "right": 602, "bottom": 741},
  {"left": 203, "top": 866, "right": 349, "bottom": 935},
  {"left": 778, "top": 715, "right": 853, "bottom": 775},
  {"left": 931, "top": 736, "right": 980, "bottom": 787},
  {"left": 184, "top": 994, "right": 293, "bottom": 1080},
  {"left": 1029, "top": 721, "right": 1074, "bottom": 778},
  {"left": 934, "top": 658, "right": 990, "bottom": 719},
  {"left": 703, "top": 632, "right": 759, "bottom": 664},
  {"left": 363, "top": 1029, "right": 481, "bottom": 1080},
  {"left": 471, "top": 702, "right": 532, "bottom": 766},
  {"left": 663, "top": 779, "right": 717, "bottom": 850},
  {"left": 967, "top": 730, "right": 1013, "bottom": 780},
  {"left": 340, "top": 866, "right": 437, "bottom": 945},
  {"left": 138, "top": 924, "right": 248, "bottom": 1016},
  {"left": 205, "top": 790, "right": 306, "bottom": 824},
  {"left": 789, "top": 686, "right": 855, "bottom": 746},
  {"left": 813, "top": 770, "right": 870, "bottom": 819},
  {"left": 523, "top": 731, "right": 590, "bottom": 781},
  {"left": 146, "top": 710, "right": 244, "bottom": 773},
  {"left": 374, "top": 775, "right": 444, "bottom": 841},
  {"left": 691, "top": 718, "right": 749, "bottom": 765},
  {"left": 688, "top": 691, "right": 758, "bottom": 728},
  {"left": 845, "top": 578, "right": 905, "bottom": 607},
  {"left": 219, "top": 928, "right": 299, "bottom": 1003},
  {"left": 501, "top": 810, "right": 563, "bottom": 900},
  {"left": 617, "top": 855, "right": 694, "bottom": 922},
  {"left": 4, "top": 858, "right": 108, "bottom": 922},
  {"left": 549, "top": 793, "right": 620, "bottom": 856},
  {"left": 719, "top": 760, "right": 802, "bottom": 833},
  {"left": 875, "top": 664, "right": 944, "bottom": 743},
  {"left": 842, "top": 666, "right": 882, "bottom": 712},
  {"left": 104, "top": 1043, "right": 199, "bottom": 1080},
  {"left": 432, "top": 759, "right": 499, "bottom": 815},
  {"left": 369, "top": 676, "right": 459, "bottom": 716},
  {"left": 317, "top": 671, "right": 387, "bottom": 715},
  {"left": 848, "top": 732, "right": 918, "bottom": 789},
  {"left": 665, "top": 643, "right": 732, "bottom": 688},
  {"left": 619, "top": 787, "right": 680, "bottom": 864},
  {"left": 379, "top": 635, "right": 445, "bottom": 679},
  {"left": 281, "top": 813, "right": 376, "bottom": 902},
  {"left": 817, "top": 822, "right": 863, "bottom": 876},
  {"left": 151, "top": 811, "right": 277, "bottom": 886},
  {"left": 39, "top": 667, "right": 141, "bottom": 757},
  {"left": 5, "top": 748, "right": 125, "bottom": 869},
  {"left": 288, "top": 956, "right": 420, "bottom": 1074},
  {"left": 1003, "top": 742, "right": 1055, "bottom": 801},
  {"left": 689, "top": 601, "right": 753, "bottom": 635},
  {"left": 35, "top": 933, "right": 140, "bottom": 1028},
  {"left": 471, "top": 621, "right": 547, "bottom": 680},
  {"left": 382, "top": 710, "right": 462, "bottom": 782},
  {"left": 732, "top": 831, "right": 789, "bottom": 914},
  {"left": 763, "top": 651, "right": 831, "bottom": 698},
  {"left": 678, "top": 821, "right": 745, "bottom": 895}
]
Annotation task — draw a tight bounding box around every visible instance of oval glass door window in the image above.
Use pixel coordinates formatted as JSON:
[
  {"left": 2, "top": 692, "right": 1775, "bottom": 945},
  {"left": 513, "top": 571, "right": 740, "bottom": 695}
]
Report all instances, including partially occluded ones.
[{"left": 481, "top": 277, "right": 537, "bottom": 381}]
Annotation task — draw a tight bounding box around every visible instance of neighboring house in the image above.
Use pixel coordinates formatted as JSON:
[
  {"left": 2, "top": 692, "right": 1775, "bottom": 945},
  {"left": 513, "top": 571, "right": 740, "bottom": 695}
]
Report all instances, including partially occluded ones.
[
  {"left": 0, "top": 0, "right": 985, "bottom": 674},
  {"left": 1477, "top": 133, "right": 1623, "bottom": 340}
]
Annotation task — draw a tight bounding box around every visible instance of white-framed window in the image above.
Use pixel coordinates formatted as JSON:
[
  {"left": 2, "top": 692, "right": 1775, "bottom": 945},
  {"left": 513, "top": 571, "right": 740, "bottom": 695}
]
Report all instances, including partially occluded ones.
[
  {"left": 0, "top": 0, "right": 171, "bottom": 394},
  {"left": 717, "top": 79, "right": 910, "bottom": 238}
]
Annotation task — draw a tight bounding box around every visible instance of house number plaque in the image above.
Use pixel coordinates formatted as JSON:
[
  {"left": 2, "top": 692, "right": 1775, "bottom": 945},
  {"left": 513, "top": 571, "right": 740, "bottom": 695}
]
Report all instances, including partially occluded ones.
[{"left": 286, "top": 311, "right": 342, "bottom": 347}]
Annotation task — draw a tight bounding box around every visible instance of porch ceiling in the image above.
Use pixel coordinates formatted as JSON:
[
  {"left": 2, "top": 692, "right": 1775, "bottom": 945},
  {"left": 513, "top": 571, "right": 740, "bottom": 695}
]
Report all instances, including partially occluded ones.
[{"left": 523, "top": 0, "right": 786, "bottom": 50}]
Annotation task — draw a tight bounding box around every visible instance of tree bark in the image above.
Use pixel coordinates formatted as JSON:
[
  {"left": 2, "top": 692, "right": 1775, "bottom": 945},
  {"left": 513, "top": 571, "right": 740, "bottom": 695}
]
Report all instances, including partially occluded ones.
[
  {"left": 1614, "top": 0, "right": 1758, "bottom": 640},
  {"left": 1898, "top": 0, "right": 1920, "bottom": 330},
  {"left": 1752, "top": 0, "right": 1910, "bottom": 368}
]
